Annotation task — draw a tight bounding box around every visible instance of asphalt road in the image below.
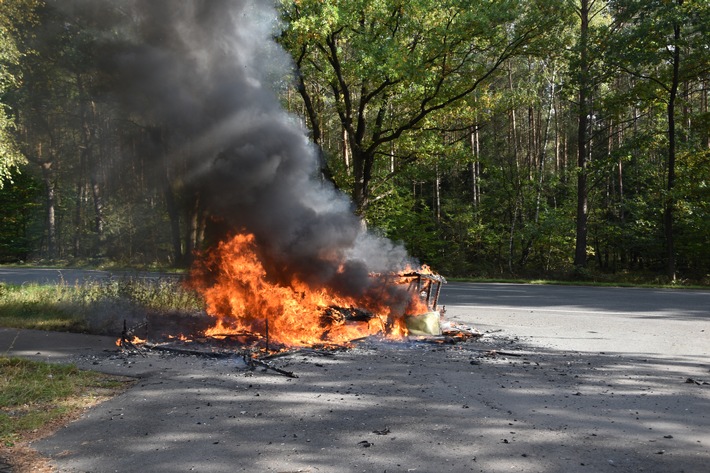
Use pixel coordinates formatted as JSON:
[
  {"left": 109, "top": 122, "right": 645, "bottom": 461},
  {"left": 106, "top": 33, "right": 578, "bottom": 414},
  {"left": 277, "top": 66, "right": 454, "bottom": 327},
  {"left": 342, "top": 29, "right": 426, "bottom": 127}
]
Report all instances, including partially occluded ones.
[
  {"left": 440, "top": 282, "right": 710, "bottom": 360},
  {"left": 2, "top": 269, "right": 709, "bottom": 473}
]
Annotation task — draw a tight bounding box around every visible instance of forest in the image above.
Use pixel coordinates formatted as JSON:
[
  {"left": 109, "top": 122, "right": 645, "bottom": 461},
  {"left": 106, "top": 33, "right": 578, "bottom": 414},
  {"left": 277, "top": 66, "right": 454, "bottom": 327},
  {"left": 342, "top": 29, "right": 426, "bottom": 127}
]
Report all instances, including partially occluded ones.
[{"left": 0, "top": 0, "right": 708, "bottom": 284}]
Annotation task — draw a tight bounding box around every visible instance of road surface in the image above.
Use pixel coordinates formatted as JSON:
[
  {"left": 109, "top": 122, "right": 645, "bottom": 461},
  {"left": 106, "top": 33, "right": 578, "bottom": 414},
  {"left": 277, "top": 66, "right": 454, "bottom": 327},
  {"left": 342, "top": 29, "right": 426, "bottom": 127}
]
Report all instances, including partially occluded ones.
[
  {"left": 2, "top": 269, "right": 709, "bottom": 473},
  {"left": 439, "top": 282, "right": 710, "bottom": 360}
]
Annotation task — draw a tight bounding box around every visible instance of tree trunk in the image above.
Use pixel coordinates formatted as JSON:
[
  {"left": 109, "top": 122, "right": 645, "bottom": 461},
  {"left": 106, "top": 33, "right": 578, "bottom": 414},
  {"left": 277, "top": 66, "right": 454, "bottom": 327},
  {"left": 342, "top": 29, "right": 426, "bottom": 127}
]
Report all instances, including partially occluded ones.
[
  {"left": 342, "top": 127, "right": 352, "bottom": 174},
  {"left": 535, "top": 77, "right": 555, "bottom": 225},
  {"left": 184, "top": 192, "right": 201, "bottom": 266},
  {"left": 434, "top": 163, "right": 441, "bottom": 223},
  {"left": 574, "top": 0, "right": 591, "bottom": 269},
  {"left": 470, "top": 125, "right": 481, "bottom": 208},
  {"left": 665, "top": 11, "right": 681, "bottom": 282},
  {"left": 72, "top": 181, "right": 84, "bottom": 258},
  {"left": 91, "top": 177, "right": 104, "bottom": 246},
  {"left": 165, "top": 184, "right": 183, "bottom": 266},
  {"left": 41, "top": 161, "right": 57, "bottom": 259},
  {"left": 702, "top": 78, "right": 709, "bottom": 149},
  {"left": 294, "top": 54, "right": 339, "bottom": 186},
  {"left": 152, "top": 127, "right": 184, "bottom": 266},
  {"left": 508, "top": 202, "right": 518, "bottom": 274},
  {"left": 351, "top": 146, "right": 374, "bottom": 213}
]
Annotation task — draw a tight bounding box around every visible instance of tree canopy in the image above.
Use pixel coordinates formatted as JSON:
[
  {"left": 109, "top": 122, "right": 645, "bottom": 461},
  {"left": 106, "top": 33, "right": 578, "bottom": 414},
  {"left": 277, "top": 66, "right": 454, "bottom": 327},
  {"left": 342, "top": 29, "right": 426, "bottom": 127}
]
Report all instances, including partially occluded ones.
[
  {"left": 280, "top": 0, "right": 566, "bottom": 211},
  {"left": 0, "top": 0, "right": 708, "bottom": 283},
  {"left": 0, "top": 0, "right": 39, "bottom": 187}
]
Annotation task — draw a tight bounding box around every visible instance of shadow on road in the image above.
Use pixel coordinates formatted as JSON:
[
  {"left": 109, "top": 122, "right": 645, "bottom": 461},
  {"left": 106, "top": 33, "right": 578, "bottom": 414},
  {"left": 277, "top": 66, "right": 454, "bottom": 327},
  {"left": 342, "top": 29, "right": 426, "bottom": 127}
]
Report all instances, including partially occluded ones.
[{"left": 28, "top": 335, "right": 710, "bottom": 473}]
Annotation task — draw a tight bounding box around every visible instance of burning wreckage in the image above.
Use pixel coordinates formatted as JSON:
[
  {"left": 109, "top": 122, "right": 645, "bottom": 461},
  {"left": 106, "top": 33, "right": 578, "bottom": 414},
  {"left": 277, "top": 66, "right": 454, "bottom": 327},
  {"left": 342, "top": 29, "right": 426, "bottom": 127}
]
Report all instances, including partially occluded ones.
[
  {"left": 104, "top": 0, "right": 483, "bottom": 375},
  {"left": 118, "top": 264, "right": 481, "bottom": 376},
  {"left": 321, "top": 270, "right": 449, "bottom": 338}
]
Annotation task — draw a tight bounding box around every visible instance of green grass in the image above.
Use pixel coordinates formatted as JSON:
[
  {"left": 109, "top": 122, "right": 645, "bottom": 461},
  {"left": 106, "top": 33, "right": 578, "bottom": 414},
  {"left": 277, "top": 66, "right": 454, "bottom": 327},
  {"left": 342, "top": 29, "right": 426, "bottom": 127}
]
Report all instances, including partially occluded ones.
[
  {"left": 0, "top": 283, "right": 87, "bottom": 331},
  {"left": 0, "top": 357, "right": 131, "bottom": 447},
  {"left": 0, "top": 277, "right": 198, "bottom": 455},
  {"left": 0, "top": 278, "right": 204, "bottom": 332}
]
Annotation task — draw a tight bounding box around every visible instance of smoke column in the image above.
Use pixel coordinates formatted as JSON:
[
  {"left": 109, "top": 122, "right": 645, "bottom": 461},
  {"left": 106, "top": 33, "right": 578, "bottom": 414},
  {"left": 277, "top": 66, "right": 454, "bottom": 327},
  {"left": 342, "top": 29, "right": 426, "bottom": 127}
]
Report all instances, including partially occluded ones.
[{"left": 94, "top": 0, "right": 413, "bottom": 302}]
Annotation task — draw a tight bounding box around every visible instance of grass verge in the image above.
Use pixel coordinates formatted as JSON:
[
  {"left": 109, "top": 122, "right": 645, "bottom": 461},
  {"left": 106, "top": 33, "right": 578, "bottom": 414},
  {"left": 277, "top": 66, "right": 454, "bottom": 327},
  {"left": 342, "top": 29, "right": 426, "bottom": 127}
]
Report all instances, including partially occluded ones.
[
  {"left": 0, "top": 277, "right": 198, "bottom": 470},
  {"left": 0, "top": 283, "right": 87, "bottom": 332},
  {"left": 0, "top": 278, "right": 203, "bottom": 333},
  {"left": 0, "top": 357, "right": 133, "bottom": 471},
  {"left": 0, "top": 277, "right": 202, "bottom": 469}
]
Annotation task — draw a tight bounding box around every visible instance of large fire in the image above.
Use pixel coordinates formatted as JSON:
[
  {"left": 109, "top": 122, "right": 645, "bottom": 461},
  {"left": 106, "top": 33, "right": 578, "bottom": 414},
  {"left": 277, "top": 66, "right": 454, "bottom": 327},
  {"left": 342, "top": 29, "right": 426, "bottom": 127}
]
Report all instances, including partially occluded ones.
[{"left": 187, "top": 233, "right": 437, "bottom": 347}]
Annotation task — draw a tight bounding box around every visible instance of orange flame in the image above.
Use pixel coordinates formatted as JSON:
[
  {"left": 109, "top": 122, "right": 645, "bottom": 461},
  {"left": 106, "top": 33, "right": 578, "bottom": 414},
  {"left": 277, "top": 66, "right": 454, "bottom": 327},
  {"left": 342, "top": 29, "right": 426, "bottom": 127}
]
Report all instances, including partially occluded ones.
[
  {"left": 188, "top": 233, "right": 429, "bottom": 347},
  {"left": 116, "top": 335, "right": 146, "bottom": 347}
]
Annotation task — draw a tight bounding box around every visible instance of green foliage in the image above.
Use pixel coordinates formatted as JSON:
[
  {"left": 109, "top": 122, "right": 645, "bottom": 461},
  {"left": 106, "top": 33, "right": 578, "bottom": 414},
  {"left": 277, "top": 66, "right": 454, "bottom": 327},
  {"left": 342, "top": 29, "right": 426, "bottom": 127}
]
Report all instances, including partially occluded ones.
[
  {"left": 281, "top": 0, "right": 565, "bottom": 209},
  {"left": 0, "top": 0, "right": 40, "bottom": 187},
  {"left": 605, "top": 0, "right": 710, "bottom": 102},
  {"left": 0, "top": 167, "right": 42, "bottom": 262},
  {"left": 674, "top": 149, "right": 710, "bottom": 277},
  {"left": 0, "top": 0, "right": 707, "bottom": 283}
]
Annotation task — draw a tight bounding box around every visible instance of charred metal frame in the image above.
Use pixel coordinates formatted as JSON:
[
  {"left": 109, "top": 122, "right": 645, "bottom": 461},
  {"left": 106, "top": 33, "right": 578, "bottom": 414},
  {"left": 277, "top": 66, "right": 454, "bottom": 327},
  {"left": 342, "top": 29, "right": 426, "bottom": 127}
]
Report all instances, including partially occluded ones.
[{"left": 400, "top": 272, "right": 447, "bottom": 312}]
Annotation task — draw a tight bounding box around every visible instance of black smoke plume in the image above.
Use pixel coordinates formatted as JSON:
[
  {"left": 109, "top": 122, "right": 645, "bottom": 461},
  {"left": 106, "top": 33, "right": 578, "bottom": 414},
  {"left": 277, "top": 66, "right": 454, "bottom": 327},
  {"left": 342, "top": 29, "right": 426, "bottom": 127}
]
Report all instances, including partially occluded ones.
[{"left": 87, "top": 0, "right": 413, "bottom": 304}]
